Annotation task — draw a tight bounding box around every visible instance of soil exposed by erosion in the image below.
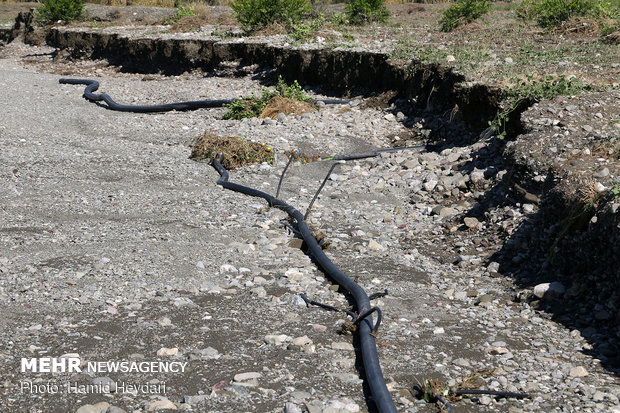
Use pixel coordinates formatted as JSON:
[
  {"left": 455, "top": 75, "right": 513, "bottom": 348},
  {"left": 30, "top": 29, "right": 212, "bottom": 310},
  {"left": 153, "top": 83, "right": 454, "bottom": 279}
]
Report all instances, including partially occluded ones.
[{"left": 0, "top": 4, "right": 619, "bottom": 413}]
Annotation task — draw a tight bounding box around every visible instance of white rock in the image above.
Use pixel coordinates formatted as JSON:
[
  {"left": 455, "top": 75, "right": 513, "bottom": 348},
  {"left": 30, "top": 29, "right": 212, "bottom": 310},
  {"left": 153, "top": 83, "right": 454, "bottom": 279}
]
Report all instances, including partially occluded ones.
[
  {"left": 147, "top": 399, "right": 177, "bottom": 411},
  {"left": 234, "top": 372, "right": 262, "bottom": 382},
  {"left": 533, "top": 281, "right": 565, "bottom": 299},
  {"left": 264, "top": 334, "right": 292, "bottom": 345},
  {"left": 220, "top": 264, "right": 238, "bottom": 273},
  {"left": 156, "top": 347, "right": 178, "bottom": 357},
  {"left": 569, "top": 366, "right": 588, "bottom": 377},
  {"left": 367, "top": 239, "right": 385, "bottom": 251},
  {"left": 331, "top": 342, "right": 354, "bottom": 351}
]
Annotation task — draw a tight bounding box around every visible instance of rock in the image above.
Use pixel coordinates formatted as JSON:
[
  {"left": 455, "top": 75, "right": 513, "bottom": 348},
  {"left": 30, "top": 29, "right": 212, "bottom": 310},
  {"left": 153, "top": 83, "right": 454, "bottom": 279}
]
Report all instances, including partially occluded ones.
[
  {"left": 522, "top": 203, "right": 535, "bottom": 214},
  {"left": 284, "top": 402, "right": 303, "bottom": 413},
  {"left": 290, "top": 295, "right": 306, "bottom": 307},
  {"left": 234, "top": 372, "right": 262, "bottom": 382},
  {"left": 480, "top": 395, "right": 493, "bottom": 405},
  {"left": 423, "top": 180, "right": 437, "bottom": 192},
  {"left": 463, "top": 217, "right": 480, "bottom": 229},
  {"left": 147, "top": 399, "right": 177, "bottom": 411},
  {"left": 76, "top": 402, "right": 110, "bottom": 413},
  {"left": 106, "top": 407, "right": 127, "bottom": 413},
  {"left": 220, "top": 264, "right": 238, "bottom": 273},
  {"left": 470, "top": 169, "right": 485, "bottom": 184},
  {"left": 183, "top": 394, "right": 210, "bottom": 405},
  {"left": 431, "top": 206, "right": 455, "bottom": 217},
  {"left": 288, "top": 336, "right": 313, "bottom": 351},
  {"left": 331, "top": 341, "right": 354, "bottom": 351},
  {"left": 288, "top": 238, "right": 304, "bottom": 249},
  {"left": 453, "top": 358, "right": 470, "bottom": 367},
  {"left": 593, "top": 167, "right": 609, "bottom": 178},
  {"left": 569, "top": 366, "right": 588, "bottom": 377},
  {"left": 156, "top": 347, "right": 178, "bottom": 357},
  {"left": 367, "top": 239, "right": 385, "bottom": 251},
  {"left": 433, "top": 327, "right": 445, "bottom": 334},
  {"left": 264, "top": 334, "right": 292, "bottom": 345},
  {"left": 533, "top": 282, "right": 565, "bottom": 299},
  {"left": 446, "top": 55, "right": 456, "bottom": 63},
  {"left": 92, "top": 377, "right": 116, "bottom": 393},
  {"left": 197, "top": 347, "right": 220, "bottom": 359}
]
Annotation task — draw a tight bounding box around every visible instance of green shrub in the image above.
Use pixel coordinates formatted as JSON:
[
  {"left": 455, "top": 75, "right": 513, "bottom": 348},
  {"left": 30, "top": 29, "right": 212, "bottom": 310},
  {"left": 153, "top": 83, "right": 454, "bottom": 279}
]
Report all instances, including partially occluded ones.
[
  {"left": 289, "top": 13, "right": 325, "bottom": 42},
  {"left": 331, "top": 12, "right": 350, "bottom": 26},
  {"left": 223, "top": 76, "right": 310, "bottom": 120},
  {"left": 345, "top": 0, "right": 390, "bottom": 25},
  {"left": 439, "top": 0, "right": 491, "bottom": 32},
  {"left": 518, "top": 0, "right": 619, "bottom": 29},
  {"left": 35, "top": 0, "right": 86, "bottom": 24},
  {"left": 231, "top": 0, "right": 311, "bottom": 32}
]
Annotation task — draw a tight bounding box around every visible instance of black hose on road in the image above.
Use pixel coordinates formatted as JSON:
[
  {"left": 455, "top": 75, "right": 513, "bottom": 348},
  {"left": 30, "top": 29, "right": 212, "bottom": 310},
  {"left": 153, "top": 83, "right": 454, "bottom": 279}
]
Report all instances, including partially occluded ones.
[
  {"left": 212, "top": 156, "right": 397, "bottom": 413},
  {"left": 60, "top": 78, "right": 350, "bottom": 113},
  {"left": 59, "top": 78, "right": 233, "bottom": 112}
]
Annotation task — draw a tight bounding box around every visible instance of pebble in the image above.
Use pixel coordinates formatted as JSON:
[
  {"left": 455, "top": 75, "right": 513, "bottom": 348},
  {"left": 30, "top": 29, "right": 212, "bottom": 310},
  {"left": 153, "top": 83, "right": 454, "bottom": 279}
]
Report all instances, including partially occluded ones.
[
  {"left": 147, "top": 399, "right": 177, "bottom": 411},
  {"left": 463, "top": 217, "right": 480, "bottom": 229},
  {"left": 156, "top": 347, "right": 178, "bottom": 357},
  {"left": 331, "top": 342, "right": 354, "bottom": 351},
  {"left": 75, "top": 402, "right": 110, "bottom": 413},
  {"left": 264, "top": 334, "right": 292, "bottom": 345},
  {"left": 570, "top": 366, "right": 589, "bottom": 377}
]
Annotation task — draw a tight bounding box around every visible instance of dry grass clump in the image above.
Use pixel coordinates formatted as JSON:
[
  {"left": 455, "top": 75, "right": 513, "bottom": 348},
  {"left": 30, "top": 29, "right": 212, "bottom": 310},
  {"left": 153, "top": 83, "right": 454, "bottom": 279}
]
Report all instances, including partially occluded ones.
[
  {"left": 190, "top": 131, "right": 274, "bottom": 169},
  {"left": 258, "top": 96, "right": 316, "bottom": 119}
]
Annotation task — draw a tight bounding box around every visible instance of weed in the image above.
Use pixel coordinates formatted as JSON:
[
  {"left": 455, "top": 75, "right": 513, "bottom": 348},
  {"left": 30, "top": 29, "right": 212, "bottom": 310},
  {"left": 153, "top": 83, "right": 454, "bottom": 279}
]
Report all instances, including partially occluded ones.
[
  {"left": 345, "top": 0, "right": 390, "bottom": 25},
  {"left": 439, "top": 0, "right": 491, "bottom": 32},
  {"left": 517, "top": 0, "right": 619, "bottom": 30},
  {"left": 330, "top": 12, "right": 350, "bottom": 27},
  {"left": 35, "top": 0, "right": 86, "bottom": 24},
  {"left": 288, "top": 13, "right": 325, "bottom": 42},
  {"left": 342, "top": 32, "right": 356, "bottom": 42},
  {"left": 610, "top": 181, "right": 620, "bottom": 200},
  {"left": 175, "top": 5, "right": 197, "bottom": 20},
  {"left": 222, "top": 76, "right": 311, "bottom": 120},
  {"left": 190, "top": 132, "right": 274, "bottom": 169},
  {"left": 231, "top": 0, "right": 310, "bottom": 32},
  {"left": 490, "top": 74, "right": 589, "bottom": 139}
]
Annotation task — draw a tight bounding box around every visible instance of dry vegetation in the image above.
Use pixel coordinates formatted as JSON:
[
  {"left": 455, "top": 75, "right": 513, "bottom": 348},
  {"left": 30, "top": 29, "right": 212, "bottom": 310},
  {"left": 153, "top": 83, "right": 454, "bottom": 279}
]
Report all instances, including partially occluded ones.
[{"left": 190, "top": 131, "right": 275, "bottom": 169}]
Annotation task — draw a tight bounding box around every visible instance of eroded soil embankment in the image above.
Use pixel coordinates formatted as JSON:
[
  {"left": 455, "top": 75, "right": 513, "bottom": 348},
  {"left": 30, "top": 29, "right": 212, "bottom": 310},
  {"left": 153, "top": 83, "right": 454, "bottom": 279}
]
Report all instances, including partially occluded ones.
[{"left": 42, "top": 26, "right": 500, "bottom": 133}]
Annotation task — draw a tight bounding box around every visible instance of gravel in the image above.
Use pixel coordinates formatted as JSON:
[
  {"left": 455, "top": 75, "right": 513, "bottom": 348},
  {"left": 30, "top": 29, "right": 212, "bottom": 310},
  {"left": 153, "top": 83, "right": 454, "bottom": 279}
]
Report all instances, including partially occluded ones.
[{"left": 0, "top": 40, "right": 619, "bottom": 413}]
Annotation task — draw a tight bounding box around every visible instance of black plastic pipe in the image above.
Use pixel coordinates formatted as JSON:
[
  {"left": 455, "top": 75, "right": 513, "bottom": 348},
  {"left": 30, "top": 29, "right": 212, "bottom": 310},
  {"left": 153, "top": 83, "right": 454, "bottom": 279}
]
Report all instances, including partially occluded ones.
[
  {"left": 59, "top": 78, "right": 349, "bottom": 113},
  {"left": 212, "top": 156, "right": 397, "bottom": 413},
  {"left": 59, "top": 78, "right": 233, "bottom": 112}
]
